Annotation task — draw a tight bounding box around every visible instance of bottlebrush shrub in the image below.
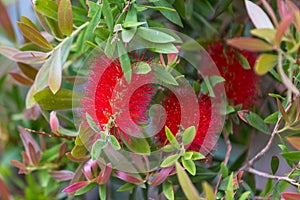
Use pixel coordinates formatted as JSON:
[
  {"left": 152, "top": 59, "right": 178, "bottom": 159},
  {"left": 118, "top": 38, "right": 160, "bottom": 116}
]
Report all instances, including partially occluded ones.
[
  {"left": 81, "top": 56, "right": 155, "bottom": 142},
  {"left": 207, "top": 42, "right": 260, "bottom": 109}
]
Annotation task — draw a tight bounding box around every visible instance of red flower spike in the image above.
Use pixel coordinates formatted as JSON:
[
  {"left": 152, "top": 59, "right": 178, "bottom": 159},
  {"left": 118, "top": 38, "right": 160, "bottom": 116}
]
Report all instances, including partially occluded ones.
[
  {"left": 156, "top": 92, "right": 219, "bottom": 153},
  {"left": 81, "top": 56, "right": 155, "bottom": 141},
  {"left": 207, "top": 43, "right": 260, "bottom": 109}
]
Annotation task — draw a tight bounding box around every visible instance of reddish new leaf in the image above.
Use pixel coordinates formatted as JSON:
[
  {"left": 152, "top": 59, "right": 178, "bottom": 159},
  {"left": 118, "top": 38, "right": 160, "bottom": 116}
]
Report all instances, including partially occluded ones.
[
  {"left": 97, "top": 163, "right": 112, "bottom": 184},
  {"left": 0, "top": 1, "right": 16, "bottom": 42},
  {"left": 114, "top": 171, "right": 143, "bottom": 184},
  {"left": 10, "top": 160, "right": 26, "bottom": 170},
  {"left": 282, "top": 192, "right": 300, "bottom": 200},
  {"left": 62, "top": 181, "right": 89, "bottom": 193},
  {"left": 28, "top": 142, "right": 40, "bottom": 166},
  {"left": 50, "top": 170, "right": 75, "bottom": 181},
  {"left": 227, "top": 38, "right": 274, "bottom": 52},
  {"left": 17, "top": 63, "right": 38, "bottom": 80},
  {"left": 150, "top": 166, "right": 174, "bottom": 186},
  {"left": 9, "top": 72, "right": 33, "bottom": 86},
  {"left": 0, "top": 178, "right": 11, "bottom": 200},
  {"left": 277, "top": 0, "right": 290, "bottom": 19},
  {"left": 275, "top": 12, "right": 294, "bottom": 46}
]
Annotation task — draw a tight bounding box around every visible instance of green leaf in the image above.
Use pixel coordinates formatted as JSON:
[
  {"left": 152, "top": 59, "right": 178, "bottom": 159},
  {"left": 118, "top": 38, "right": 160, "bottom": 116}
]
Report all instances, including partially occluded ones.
[
  {"left": 48, "top": 47, "right": 62, "bottom": 94},
  {"left": 181, "top": 158, "right": 196, "bottom": 175},
  {"left": 21, "top": 16, "right": 39, "bottom": 32},
  {"left": 109, "top": 135, "right": 121, "bottom": 150},
  {"left": 123, "top": 137, "right": 151, "bottom": 155},
  {"left": 165, "top": 126, "right": 180, "bottom": 149},
  {"left": 153, "top": 65, "right": 178, "bottom": 86},
  {"left": 91, "top": 139, "right": 107, "bottom": 160},
  {"left": 182, "top": 126, "right": 196, "bottom": 145},
  {"left": 34, "top": 0, "right": 58, "bottom": 20},
  {"left": 137, "top": 27, "right": 176, "bottom": 43},
  {"left": 34, "top": 88, "right": 81, "bottom": 110},
  {"left": 237, "top": 53, "right": 251, "bottom": 70},
  {"left": 225, "top": 173, "right": 234, "bottom": 200},
  {"left": 122, "top": 28, "right": 136, "bottom": 43},
  {"left": 191, "top": 152, "right": 205, "bottom": 160},
  {"left": 138, "top": 5, "right": 176, "bottom": 12},
  {"left": 175, "top": 162, "right": 201, "bottom": 200},
  {"left": 133, "top": 62, "right": 151, "bottom": 74},
  {"left": 238, "top": 111, "right": 270, "bottom": 134},
  {"left": 271, "top": 156, "right": 279, "bottom": 174},
  {"left": 41, "top": 144, "right": 60, "bottom": 162},
  {"left": 201, "top": 76, "right": 225, "bottom": 97},
  {"left": 80, "top": 4, "right": 102, "bottom": 52},
  {"left": 264, "top": 112, "right": 279, "bottom": 124},
  {"left": 102, "top": 0, "right": 114, "bottom": 32},
  {"left": 239, "top": 191, "right": 251, "bottom": 200},
  {"left": 161, "top": 154, "right": 180, "bottom": 167},
  {"left": 75, "top": 182, "right": 97, "bottom": 196},
  {"left": 117, "top": 41, "right": 132, "bottom": 83},
  {"left": 202, "top": 182, "right": 215, "bottom": 200},
  {"left": 254, "top": 54, "right": 278, "bottom": 75},
  {"left": 163, "top": 181, "right": 174, "bottom": 200},
  {"left": 86, "top": 112, "right": 100, "bottom": 133},
  {"left": 17, "top": 22, "right": 52, "bottom": 50},
  {"left": 99, "top": 184, "right": 106, "bottom": 200},
  {"left": 123, "top": 22, "right": 146, "bottom": 28},
  {"left": 250, "top": 28, "right": 276, "bottom": 43},
  {"left": 281, "top": 151, "right": 300, "bottom": 161},
  {"left": 183, "top": 151, "right": 193, "bottom": 160},
  {"left": 104, "top": 36, "right": 117, "bottom": 58},
  {"left": 220, "top": 162, "right": 228, "bottom": 178},
  {"left": 154, "top": 0, "right": 183, "bottom": 27},
  {"left": 163, "top": 144, "right": 177, "bottom": 152},
  {"left": 58, "top": 0, "right": 73, "bottom": 36},
  {"left": 117, "top": 183, "right": 136, "bottom": 192}
]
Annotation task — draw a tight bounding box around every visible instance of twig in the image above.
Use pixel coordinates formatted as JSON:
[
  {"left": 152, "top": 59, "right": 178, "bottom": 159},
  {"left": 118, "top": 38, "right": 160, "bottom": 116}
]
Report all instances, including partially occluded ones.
[
  {"left": 248, "top": 168, "right": 300, "bottom": 187},
  {"left": 239, "top": 102, "right": 292, "bottom": 171},
  {"left": 215, "top": 130, "right": 232, "bottom": 194}
]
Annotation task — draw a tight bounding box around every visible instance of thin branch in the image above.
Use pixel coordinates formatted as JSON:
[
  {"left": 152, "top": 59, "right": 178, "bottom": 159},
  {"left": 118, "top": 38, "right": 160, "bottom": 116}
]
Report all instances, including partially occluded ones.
[
  {"left": 248, "top": 168, "right": 300, "bottom": 187},
  {"left": 215, "top": 130, "right": 232, "bottom": 194},
  {"left": 239, "top": 103, "right": 292, "bottom": 172}
]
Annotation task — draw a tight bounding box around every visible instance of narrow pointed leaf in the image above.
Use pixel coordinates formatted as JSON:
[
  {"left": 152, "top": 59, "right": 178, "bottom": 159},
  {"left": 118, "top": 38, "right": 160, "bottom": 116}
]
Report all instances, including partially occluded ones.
[
  {"left": 0, "top": 1, "right": 16, "bottom": 42},
  {"left": 202, "top": 182, "right": 215, "bottom": 200},
  {"left": 275, "top": 13, "right": 294, "bottom": 46},
  {"left": 63, "top": 181, "right": 89, "bottom": 193},
  {"left": 165, "top": 126, "right": 180, "bottom": 149},
  {"left": 17, "top": 22, "right": 52, "bottom": 50},
  {"left": 175, "top": 162, "right": 201, "bottom": 200},
  {"left": 163, "top": 181, "right": 174, "bottom": 200},
  {"left": 48, "top": 48, "right": 62, "bottom": 94},
  {"left": 137, "top": 27, "right": 176, "bottom": 43},
  {"left": 58, "top": 0, "right": 73, "bottom": 36},
  {"left": 227, "top": 38, "right": 273, "bottom": 52},
  {"left": 245, "top": 0, "right": 274, "bottom": 28}
]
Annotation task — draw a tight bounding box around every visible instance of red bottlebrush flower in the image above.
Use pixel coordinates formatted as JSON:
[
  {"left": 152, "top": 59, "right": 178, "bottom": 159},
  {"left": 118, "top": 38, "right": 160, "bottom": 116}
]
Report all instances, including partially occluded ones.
[
  {"left": 156, "top": 92, "right": 220, "bottom": 153},
  {"left": 207, "top": 42, "right": 260, "bottom": 108},
  {"left": 81, "top": 56, "right": 154, "bottom": 140}
]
